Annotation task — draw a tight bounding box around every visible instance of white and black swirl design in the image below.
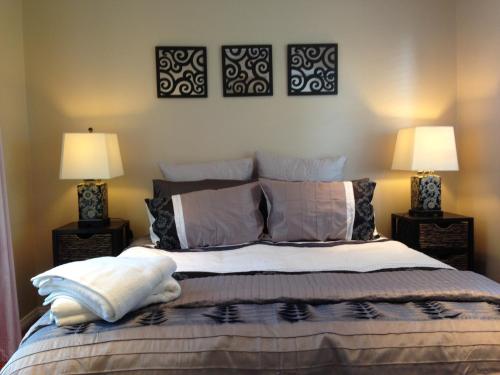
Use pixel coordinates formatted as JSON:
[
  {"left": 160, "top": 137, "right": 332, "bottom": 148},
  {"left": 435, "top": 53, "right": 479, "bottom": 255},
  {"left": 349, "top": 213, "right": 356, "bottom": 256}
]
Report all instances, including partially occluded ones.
[
  {"left": 288, "top": 44, "right": 338, "bottom": 96},
  {"left": 222, "top": 45, "right": 273, "bottom": 97},
  {"left": 156, "top": 46, "right": 207, "bottom": 98}
]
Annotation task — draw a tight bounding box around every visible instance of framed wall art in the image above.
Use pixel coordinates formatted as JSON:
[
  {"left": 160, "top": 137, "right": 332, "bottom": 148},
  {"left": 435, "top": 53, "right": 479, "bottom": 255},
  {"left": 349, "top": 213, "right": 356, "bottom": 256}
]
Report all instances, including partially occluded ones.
[
  {"left": 287, "top": 43, "right": 338, "bottom": 96},
  {"left": 221, "top": 45, "right": 273, "bottom": 97},
  {"left": 155, "top": 46, "right": 207, "bottom": 98}
]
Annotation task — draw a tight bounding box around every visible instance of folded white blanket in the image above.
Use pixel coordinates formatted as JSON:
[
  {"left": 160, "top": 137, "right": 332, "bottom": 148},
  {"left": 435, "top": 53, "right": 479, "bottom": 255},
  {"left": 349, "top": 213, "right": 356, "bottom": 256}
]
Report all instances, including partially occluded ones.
[
  {"left": 50, "top": 276, "right": 181, "bottom": 326},
  {"left": 32, "top": 250, "right": 178, "bottom": 323}
]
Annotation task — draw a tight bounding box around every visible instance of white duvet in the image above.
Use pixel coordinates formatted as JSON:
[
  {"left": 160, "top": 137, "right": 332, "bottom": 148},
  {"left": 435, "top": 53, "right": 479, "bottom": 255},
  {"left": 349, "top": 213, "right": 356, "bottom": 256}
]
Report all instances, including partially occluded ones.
[{"left": 122, "top": 239, "right": 453, "bottom": 274}]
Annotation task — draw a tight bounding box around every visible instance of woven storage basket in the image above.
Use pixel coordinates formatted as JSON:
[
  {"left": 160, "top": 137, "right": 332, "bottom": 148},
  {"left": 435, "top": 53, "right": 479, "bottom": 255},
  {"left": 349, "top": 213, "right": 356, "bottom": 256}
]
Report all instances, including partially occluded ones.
[
  {"left": 57, "top": 233, "right": 113, "bottom": 264},
  {"left": 419, "top": 222, "right": 468, "bottom": 249}
]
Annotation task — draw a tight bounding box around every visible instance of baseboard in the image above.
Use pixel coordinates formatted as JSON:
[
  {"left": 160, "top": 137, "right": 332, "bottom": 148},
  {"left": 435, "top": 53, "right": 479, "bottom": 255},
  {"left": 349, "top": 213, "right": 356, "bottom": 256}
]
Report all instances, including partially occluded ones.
[{"left": 21, "top": 306, "right": 48, "bottom": 334}]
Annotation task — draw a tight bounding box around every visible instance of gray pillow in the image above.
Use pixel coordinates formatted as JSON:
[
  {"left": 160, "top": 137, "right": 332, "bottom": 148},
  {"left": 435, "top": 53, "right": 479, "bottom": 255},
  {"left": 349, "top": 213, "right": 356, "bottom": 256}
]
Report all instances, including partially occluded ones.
[
  {"left": 159, "top": 158, "right": 254, "bottom": 182},
  {"left": 147, "top": 179, "right": 265, "bottom": 245},
  {"left": 256, "top": 151, "right": 347, "bottom": 182},
  {"left": 260, "top": 178, "right": 376, "bottom": 242},
  {"left": 171, "top": 182, "right": 264, "bottom": 249}
]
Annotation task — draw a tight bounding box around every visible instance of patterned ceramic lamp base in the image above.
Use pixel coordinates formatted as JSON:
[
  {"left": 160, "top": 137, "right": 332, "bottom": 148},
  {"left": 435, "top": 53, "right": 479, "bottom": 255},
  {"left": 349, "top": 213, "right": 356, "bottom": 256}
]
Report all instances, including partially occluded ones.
[
  {"left": 77, "top": 180, "right": 110, "bottom": 227},
  {"left": 409, "top": 173, "right": 443, "bottom": 217}
]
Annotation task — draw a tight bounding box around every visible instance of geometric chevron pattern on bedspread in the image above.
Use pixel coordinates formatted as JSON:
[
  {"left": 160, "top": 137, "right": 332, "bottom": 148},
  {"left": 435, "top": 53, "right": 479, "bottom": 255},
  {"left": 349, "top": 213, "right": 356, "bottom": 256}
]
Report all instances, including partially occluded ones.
[
  {"left": 5, "top": 270, "right": 500, "bottom": 375},
  {"left": 23, "top": 300, "right": 500, "bottom": 344}
]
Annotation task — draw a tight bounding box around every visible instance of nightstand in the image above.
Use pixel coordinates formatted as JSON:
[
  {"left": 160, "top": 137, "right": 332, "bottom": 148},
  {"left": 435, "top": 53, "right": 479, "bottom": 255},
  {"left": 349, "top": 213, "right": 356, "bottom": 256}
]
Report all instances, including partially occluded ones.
[
  {"left": 391, "top": 212, "right": 474, "bottom": 270},
  {"left": 53, "top": 219, "right": 132, "bottom": 266}
]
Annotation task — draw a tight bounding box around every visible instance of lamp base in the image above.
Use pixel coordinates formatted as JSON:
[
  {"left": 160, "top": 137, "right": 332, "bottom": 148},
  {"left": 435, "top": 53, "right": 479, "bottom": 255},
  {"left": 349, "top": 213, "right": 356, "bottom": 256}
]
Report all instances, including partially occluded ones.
[
  {"left": 410, "top": 173, "right": 442, "bottom": 215},
  {"left": 77, "top": 180, "right": 109, "bottom": 227}
]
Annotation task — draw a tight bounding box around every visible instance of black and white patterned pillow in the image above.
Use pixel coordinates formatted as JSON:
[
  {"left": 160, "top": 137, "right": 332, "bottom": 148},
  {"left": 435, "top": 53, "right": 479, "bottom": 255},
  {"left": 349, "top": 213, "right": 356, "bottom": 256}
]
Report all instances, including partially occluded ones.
[
  {"left": 351, "top": 179, "right": 376, "bottom": 240},
  {"left": 145, "top": 198, "right": 180, "bottom": 250}
]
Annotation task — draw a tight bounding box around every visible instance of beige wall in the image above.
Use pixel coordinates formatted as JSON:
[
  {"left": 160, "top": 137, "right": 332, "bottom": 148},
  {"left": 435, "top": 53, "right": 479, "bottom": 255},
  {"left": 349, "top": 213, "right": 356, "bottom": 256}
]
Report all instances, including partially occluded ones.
[
  {"left": 456, "top": 0, "right": 500, "bottom": 280},
  {"left": 0, "top": 0, "right": 37, "bottom": 316},
  {"left": 19, "top": 0, "right": 460, "bottom": 310}
]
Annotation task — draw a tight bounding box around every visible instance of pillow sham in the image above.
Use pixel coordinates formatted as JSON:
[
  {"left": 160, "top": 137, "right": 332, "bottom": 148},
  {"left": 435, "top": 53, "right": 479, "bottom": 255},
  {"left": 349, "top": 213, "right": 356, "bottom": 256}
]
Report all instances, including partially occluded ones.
[
  {"left": 159, "top": 158, "right": 254, "bottom": 182},
  {"left": 145, "top": 198, "right": 180, "bottom": 250},
  {"left": 351, "top": 178, "right": 377, "bottom": 240},
  {"left": 256, "top": 151, "right": 347, "bottom": 182},
  {"left": 145, "top": 203, "right": 160, "bottom": 244},
  {"left": 146, "top": 182, "right": 264, "bottom": 250},
  {"left": 259, "top": 178, "right": 376, "bottom": 242},
  {"left": 146, "top": 179, "right": 254, "bottom": 244}
]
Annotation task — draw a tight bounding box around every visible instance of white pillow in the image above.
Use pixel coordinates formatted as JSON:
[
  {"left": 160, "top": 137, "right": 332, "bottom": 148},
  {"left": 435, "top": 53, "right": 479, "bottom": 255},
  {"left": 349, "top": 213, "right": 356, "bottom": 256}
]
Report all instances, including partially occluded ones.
[
  {"left": 159, "top": 158, "right": 254, "bottom": 182},
  {"left": 256, "top": 151, "right": 347, "bottom": 181}
]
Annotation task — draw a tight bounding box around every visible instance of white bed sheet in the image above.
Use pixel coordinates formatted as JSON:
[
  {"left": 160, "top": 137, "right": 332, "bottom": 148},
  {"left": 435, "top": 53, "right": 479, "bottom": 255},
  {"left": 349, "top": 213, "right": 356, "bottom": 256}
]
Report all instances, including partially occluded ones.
[{"left": 122, "top": 239, "right": 453, "bottom": 274}]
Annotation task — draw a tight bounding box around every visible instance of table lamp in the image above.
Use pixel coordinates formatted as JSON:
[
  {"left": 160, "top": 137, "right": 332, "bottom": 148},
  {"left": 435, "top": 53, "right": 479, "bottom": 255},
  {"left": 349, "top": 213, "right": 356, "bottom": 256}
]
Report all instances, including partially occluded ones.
[
  {"left": 60, "top": 128, "right": 124, "bottom": 227},
  {"left": 392, "top": 126, "right": 459, "bottom": 217}
]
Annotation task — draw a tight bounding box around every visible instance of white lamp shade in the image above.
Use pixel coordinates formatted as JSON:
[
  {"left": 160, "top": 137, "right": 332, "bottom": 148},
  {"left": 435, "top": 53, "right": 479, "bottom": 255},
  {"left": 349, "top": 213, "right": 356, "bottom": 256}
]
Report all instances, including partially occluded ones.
[
  {"left": 60, "top": 132, "right": 124, "bottom": 179},
  {"left": 392, "top": 126, "right": 459, "bottom": 171}
]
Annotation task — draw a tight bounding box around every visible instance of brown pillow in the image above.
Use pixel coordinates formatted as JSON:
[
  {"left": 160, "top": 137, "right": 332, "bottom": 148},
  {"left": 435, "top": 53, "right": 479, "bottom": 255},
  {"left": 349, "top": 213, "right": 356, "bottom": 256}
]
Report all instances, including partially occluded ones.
[
  {"left": 172, "top": 182, "right": 264, "bottom": 249},
  {"left": 260, "top": 178, "right": 376, "bottom": 242},
  {"left": 153, "top": 179, "right": 251, "bottom": 199}
]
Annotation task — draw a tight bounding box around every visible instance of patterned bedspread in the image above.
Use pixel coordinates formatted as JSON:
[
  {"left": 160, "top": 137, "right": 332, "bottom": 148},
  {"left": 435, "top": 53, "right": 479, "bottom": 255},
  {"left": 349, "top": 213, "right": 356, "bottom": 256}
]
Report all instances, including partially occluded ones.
[{"left": 2, "top": 269, "right": 500, "bottom": 374}]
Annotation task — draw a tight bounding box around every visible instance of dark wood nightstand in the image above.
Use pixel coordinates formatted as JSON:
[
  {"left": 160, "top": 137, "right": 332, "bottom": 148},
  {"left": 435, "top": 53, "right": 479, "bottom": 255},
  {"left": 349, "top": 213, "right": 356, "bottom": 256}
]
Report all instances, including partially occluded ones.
[
  {"left": 391, "top": 212, "right": 474, "bottom": 270},
  {"left": 52, "top": 219, "right": 133, "bottom": 266}
]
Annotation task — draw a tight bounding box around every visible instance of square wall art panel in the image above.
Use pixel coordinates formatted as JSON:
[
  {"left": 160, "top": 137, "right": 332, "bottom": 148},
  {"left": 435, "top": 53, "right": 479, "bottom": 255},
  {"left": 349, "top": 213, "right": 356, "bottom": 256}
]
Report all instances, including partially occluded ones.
[
  {"left": 221, "top": 45, "right": 273, "bottom": 97},
  {"left": 156, "top": 46, "right": 207, "bottom": 98},
  {"left": 288, "top": 44, "right": 338, "bottom": 96}
]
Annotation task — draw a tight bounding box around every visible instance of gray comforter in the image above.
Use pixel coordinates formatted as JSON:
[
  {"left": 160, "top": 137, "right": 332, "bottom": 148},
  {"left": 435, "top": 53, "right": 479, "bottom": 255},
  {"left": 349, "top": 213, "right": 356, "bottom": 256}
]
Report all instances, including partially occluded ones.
[{"left": 3, "top": 269, "right": 500, "bottom": 374}]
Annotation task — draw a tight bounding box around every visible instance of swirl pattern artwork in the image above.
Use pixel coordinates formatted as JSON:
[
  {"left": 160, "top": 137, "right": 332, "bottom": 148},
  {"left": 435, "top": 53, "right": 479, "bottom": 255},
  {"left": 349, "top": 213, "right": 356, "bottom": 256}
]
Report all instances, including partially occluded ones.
[
  {"left": 222, "top": 45, "right": 273, "bottom": 97},
  {"left": 155, "top": 46, "right": 207, "bottom": 98},
  {"left": 288, "top": 44, "right": 338, "bottom": 96}
]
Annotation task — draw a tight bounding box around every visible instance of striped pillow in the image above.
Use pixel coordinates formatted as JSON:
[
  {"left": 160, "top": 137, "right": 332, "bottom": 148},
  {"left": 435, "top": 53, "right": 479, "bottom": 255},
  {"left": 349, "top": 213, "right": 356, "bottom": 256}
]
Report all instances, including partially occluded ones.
[
  {"left": 146, "top": 182, "right": 264, "bottom": 250},
  {"left": 259, "top": 178, "right": 376, "bottom": 242}
]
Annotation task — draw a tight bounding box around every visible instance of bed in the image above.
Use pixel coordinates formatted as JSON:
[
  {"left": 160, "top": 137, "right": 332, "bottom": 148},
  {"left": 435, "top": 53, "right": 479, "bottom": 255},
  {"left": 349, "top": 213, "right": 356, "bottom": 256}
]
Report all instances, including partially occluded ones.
[
  {"left": 3, "top": 238, "right": 500, "bottom": 374},
  {"left": 4, "top": 155, "right": 500, "bottom": 374}
]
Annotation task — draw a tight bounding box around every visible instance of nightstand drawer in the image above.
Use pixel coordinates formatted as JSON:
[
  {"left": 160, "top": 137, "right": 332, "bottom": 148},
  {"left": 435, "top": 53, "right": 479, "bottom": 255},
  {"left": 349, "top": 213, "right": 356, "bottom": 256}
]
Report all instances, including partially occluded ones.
[
  {"left": 419, "top": 222, "right": 469, "bottom": 249},
  {"left": 421, "top": 248, "right": 469, "bottom": 270},
  {"left": 56, "top": 233, "right": 113, "bottom": 263},
  {"left": 442, "top": 252, "right": 469, "bottom": 271},
  {"left": 53, "top": 219, "right": 132, "bottom": 266}
]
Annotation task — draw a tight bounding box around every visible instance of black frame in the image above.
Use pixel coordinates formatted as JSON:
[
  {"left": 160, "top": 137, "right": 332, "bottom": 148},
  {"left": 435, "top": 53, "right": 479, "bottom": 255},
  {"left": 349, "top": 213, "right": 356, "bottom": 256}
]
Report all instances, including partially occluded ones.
[
  {"left": 155, "top": 46, "right": 208, "bottom": 98},
  {"left": 221, "top": 44, "right": 273, "bottom": 97},
  {"left": 287, "top": 43, "right": 338, "bottom": 96}
]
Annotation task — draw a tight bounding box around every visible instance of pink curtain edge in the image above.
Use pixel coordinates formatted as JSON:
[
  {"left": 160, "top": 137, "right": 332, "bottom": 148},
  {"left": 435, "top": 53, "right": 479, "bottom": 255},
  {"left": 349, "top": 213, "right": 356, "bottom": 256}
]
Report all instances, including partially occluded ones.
[{"left": 0, "top": 130, "right": 22, "bottom": 363}]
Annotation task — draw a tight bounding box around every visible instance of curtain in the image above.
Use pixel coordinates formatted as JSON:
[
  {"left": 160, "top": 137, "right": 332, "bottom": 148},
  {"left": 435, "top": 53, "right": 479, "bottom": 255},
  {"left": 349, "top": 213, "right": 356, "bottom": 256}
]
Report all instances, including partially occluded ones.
[{"left": 0, "top": 132, "right": 21, "bottom": 366}]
